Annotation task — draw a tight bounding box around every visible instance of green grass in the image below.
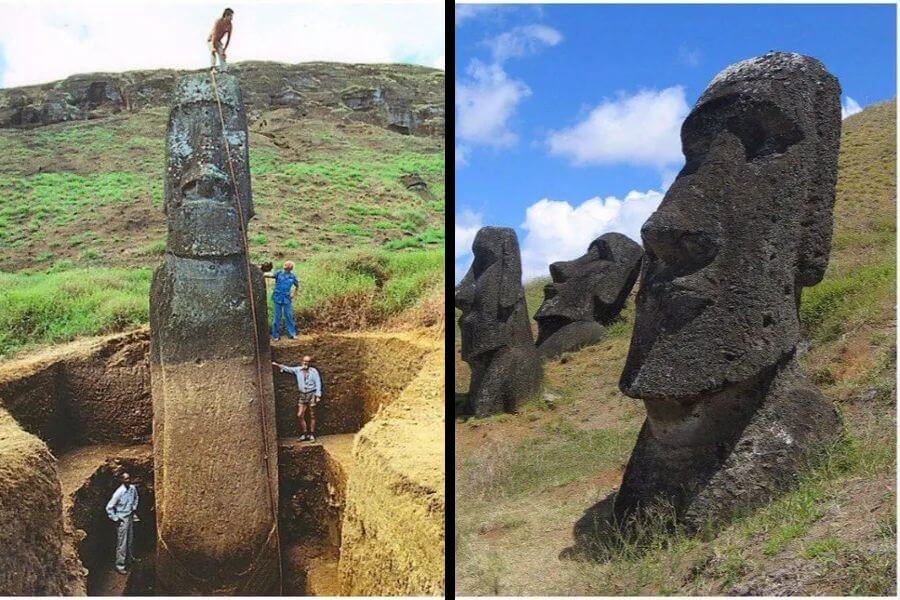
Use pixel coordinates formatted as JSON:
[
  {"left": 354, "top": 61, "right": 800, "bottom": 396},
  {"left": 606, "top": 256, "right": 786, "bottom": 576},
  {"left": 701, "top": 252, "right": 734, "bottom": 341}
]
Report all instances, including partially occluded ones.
[
  {"left": 0, "top": 268, "right": 151, "bottom": 357},
  {"left": 799, "top": 259, "right": 895, "bottom": 343}
]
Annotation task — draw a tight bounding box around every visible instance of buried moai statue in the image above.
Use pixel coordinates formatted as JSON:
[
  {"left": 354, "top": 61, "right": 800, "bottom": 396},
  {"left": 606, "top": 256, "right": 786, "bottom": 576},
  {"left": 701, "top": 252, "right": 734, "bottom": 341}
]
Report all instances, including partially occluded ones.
[
  {"left": 149, "top": 72, "right": 281, "bottom": 593},
  {"left": 455, "top": 227, "right": 542, "bottom": 417},
  {"left": 535, "top": 233, "right": 643, "bottom": 359},
  {"left": 613, "top": 52, "right": 843, "bottom": 531}
]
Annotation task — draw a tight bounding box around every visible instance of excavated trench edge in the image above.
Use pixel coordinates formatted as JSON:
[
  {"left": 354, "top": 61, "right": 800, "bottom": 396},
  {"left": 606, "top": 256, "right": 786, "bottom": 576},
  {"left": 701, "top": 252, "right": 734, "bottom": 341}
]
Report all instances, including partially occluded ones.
[{"left": 0, "top": 329, "right": 439, "bottom": 596}]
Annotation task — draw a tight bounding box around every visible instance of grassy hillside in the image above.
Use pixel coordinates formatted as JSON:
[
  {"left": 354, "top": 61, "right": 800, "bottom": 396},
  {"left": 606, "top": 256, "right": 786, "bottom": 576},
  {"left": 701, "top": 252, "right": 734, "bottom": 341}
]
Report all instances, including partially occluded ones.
[
  {"left": 455, "top": 100, "right": 896, "bottom": 595},
  {"left": 0, "top": 62, "right": 444, "bottom": 358}
]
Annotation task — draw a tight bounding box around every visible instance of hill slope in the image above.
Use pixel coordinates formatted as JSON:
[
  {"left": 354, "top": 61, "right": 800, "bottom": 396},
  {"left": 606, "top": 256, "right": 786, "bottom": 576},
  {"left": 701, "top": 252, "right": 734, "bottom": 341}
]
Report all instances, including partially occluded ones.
[
  {"left": 0, "top": 62, "right": 445, "bottom": 356},
  {"left": 455, "top": 100, "right": 896, "bottom": 595}
]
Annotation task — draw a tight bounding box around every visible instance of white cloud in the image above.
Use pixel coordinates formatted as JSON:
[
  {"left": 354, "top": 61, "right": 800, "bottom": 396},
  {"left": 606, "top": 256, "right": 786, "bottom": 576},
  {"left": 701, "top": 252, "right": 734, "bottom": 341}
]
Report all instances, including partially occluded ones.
[
  {"left": 456, "top": 59, "right": 531, "bottom": 148},
  {"left": 546, "top": 86, "right": 689, "bottom": 168},
  {"left": 484, "top": 24, "right": 562, "bottom": 63},
  {"left": 455, "top": 209, "right": 483, "bottom": 259},
  {"left": 519, "top": 190, "right": 664, "bottom": 278},
  {"left": 677, "top": 45, "right": 702, "bottom": 68},
  {"left": 455, "top": 145, "right": 469, "bottom": 166},
  {"left": 455, "top": 4, "right": 493, "bottom": 26},
  {"left": 841, "top": 95, "right": 862, "bottom": 119},
  {"left": 0, "top": 3, "right": 444, "bottom": 88},
  {"left": 454, "top": 209, "right": 483, "bottom": 282}
]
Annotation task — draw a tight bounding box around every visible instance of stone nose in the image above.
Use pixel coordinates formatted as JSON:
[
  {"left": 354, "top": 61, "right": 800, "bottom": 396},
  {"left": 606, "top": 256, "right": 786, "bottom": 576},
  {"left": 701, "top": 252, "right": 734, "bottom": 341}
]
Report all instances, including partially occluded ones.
[
  {"left": 548, "top": 260, "right": 574, "bottom": 283},
  {"left": 641, "top": 210, "right": 720, "bottom": 275}
]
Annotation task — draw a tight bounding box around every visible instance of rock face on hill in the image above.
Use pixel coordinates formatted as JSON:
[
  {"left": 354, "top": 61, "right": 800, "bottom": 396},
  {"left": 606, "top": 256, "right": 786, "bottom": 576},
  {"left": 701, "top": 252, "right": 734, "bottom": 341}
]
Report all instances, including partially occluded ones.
[
  {"left": 149, "top": 71, "right": 281, "bottom": 594},
  {"left": 0, "top": 62, "right": 444, "bottom": 137},
  {"left": 455, "top": 227, "right": 542, "bottom": 417},
  {"left": 535, "top": 232, "right": 643, "bottom": 359},
  {"left": 614, "top": 52, "right": 843, "bottom": 531}
]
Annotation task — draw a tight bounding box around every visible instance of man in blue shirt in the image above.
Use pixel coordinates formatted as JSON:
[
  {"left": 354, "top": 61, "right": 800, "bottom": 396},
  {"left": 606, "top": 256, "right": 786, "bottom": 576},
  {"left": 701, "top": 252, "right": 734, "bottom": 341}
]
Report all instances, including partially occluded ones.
[
  {"left": 273, "top": 355, "right": 322, "bottom": 441},
  {"left": 106, "top": 472, "right": 139, "bottom": 574},
  {"left": 265, "top": 260, "right": 300, "bottom": 341}
]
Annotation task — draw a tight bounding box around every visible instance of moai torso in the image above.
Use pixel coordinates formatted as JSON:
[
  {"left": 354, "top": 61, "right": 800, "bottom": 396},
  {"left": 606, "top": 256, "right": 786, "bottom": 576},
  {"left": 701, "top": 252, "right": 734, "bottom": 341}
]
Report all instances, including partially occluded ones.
[
  {"left": 613, "top": 53, "right": 843, "bottom": 530},
  {"left": 535, "top": 232, "right": 643, "bottom": 359},
  {"left": 149, "top": 72, "right": 281, "bottom": 594},
  {"left": 455, "top": 227, "right": 542, "bottom": 417}
]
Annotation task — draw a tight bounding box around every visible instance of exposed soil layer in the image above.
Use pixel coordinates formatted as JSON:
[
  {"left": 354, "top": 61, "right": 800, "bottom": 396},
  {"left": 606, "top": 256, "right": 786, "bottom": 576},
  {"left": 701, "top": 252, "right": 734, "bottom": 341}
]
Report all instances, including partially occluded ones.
[
  {"left": 0, "top": 327, "right": 444, "bottom": 596},
  {"left": 0, "top": 407, "right": 70, "bottom": 595}
]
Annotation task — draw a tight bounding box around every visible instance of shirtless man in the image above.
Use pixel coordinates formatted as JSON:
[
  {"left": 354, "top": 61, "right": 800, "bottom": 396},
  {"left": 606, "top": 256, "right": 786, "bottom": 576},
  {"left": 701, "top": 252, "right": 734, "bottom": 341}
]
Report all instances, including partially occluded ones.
[{"left": 208, "top": 8, "right": 233, "bottom": 69}]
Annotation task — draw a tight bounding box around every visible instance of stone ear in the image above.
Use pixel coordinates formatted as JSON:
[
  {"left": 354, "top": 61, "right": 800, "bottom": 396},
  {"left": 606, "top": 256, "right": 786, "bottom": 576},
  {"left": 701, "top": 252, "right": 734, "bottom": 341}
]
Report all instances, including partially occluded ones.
[
  {"left": 796, "top": 81, "right": 841, "bottom": 288},
  {"left": 498, "top": 234, "right": 523, "bottom": 309}
]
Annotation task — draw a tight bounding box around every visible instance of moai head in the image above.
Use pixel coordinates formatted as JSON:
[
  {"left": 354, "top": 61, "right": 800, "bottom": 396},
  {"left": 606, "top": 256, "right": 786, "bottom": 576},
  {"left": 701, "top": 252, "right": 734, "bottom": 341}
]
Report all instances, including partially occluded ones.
[
  {"left": 455, "top": 227, "right": 532, "bottom": 363},
  {"left": 620, "top": 52, "right": 841, "bottom": 400},
  {"left": 164, "top": 72, "right": 252, "bottom": 258},
  {"left": 535, "top": 232, "right": 643, "bottom": 340}
]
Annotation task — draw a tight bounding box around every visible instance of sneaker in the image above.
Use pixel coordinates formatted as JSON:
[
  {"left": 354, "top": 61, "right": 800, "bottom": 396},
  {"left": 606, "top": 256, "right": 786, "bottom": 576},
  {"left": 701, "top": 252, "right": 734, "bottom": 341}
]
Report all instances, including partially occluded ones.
[
  {"left": 299, "top": 433, "right": 309, "bottom": 441},
  {"left": 116, "top": 567, "right": 128, "bottom": 575},
  {"left": 307, "top": 434, "right": 316, "bottom": 442},
  {"left": 272, "top": 337, "right": 280, "bottom": 342}
]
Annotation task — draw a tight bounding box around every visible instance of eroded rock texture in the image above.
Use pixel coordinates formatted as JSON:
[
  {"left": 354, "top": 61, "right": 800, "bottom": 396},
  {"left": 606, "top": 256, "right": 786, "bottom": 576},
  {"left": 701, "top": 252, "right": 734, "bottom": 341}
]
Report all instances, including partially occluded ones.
[
  {"left": 615, "top": 52, "right": 843, "bottom": 531},
  {"left": 455, "top": 227, "right": 542, "bottom": 417},
  {"left": 149, "top": 72, "right": 281, "bottom": 594},
  {"left": 535, "top": 233, "right": 643, "bottom": 359}
]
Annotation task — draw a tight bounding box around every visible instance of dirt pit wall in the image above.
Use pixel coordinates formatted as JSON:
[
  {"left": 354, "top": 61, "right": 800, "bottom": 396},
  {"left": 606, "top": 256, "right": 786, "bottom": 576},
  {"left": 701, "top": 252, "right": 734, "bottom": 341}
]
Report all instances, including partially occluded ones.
[
  {"left": 271, "top": 334, "right": 431, "bottom": 437},
  {"left": 0, "top": 408, "right": 69, "bottom": 595},
  {"left": 339, "top": 340, "right": 444, "bottom": 596},
  {"left": 0, "top": 329, "right": 151, "bottom": 452}
]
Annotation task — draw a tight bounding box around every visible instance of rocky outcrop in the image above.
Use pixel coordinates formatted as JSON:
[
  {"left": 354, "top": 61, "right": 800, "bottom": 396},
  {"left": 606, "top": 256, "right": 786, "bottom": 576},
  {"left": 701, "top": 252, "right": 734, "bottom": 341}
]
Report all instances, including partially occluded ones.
[
  {"left": 455, "top": 227, "right": 542, "bottom": 417},
  {"left": 150, "top": 71, "right": 281, "bottom": 594},
  {"left": 0, "top": 62, "right": 443, "bottom": 137},
  {"left": 614, "top": 52, "right": 843, "bottom": 531},
  {"left": 535, "top": 232, "right": 643, "bottom": 359}
]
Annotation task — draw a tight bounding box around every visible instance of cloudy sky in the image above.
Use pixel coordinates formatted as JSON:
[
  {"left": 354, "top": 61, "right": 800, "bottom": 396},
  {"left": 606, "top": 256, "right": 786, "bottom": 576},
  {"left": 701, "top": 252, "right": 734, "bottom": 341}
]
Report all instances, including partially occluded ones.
[
  {"left": 0, "top": 0, "right": 444, "bottom": 89},
  {"left": 455, "top": 3, "right": 897, "bottom": 280}
]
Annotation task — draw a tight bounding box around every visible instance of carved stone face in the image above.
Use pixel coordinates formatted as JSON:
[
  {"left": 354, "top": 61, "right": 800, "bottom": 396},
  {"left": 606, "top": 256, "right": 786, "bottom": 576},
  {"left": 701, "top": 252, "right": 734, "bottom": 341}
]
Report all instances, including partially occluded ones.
[
  {"left": 535, "top": 233, "right": 643, "bottom": 334},
  {"left": 164, "top": 73, "right": 252, "bottom": 258},
  {"left": 620, "top": 53, "right": 841, "bottom": 400},
  {"left": 455, "top": 227, "right": 529, "bottom": 362}
]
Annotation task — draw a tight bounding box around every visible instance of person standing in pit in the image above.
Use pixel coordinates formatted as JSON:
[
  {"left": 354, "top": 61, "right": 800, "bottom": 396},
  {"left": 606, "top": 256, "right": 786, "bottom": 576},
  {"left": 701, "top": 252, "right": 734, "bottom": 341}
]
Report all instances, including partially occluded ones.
[
  {"left": 208, "top": 8, "right": 233, "bottom": 70},
  {"left": 272, "top": 355, "right": 322, "bottom": 441},
  {"left": 106, "top": 472, "right": 139, "bottom": 575}
]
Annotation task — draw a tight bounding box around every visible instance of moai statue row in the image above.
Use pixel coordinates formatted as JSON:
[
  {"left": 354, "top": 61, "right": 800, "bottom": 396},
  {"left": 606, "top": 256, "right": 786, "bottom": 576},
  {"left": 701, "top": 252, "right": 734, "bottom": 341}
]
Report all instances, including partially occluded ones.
[
  {"left": 455, "top": 227, "right": 543, "bottom": 418},
  {"left": 614, "top": 52, "right": 843, "bottom": 530},
  {"left": 150, "top": 72, "right": 281, "bottom": 594},
  {"left": 535, "top": 233, "right": 643, "bottom": 359}
]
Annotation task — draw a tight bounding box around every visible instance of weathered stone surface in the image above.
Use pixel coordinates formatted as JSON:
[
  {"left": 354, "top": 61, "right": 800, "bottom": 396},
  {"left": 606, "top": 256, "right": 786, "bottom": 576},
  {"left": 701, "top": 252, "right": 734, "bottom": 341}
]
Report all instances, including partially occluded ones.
[
  {"left": 150, "top": 71, "right": 281, "bottom": 594},
  {"left": 455, "top": 227, "right": 542, "bottom": 417},
  {"left": 535, "top": 232, "right": 643, "bottom": 359},
  {"left": 614, "top": 52, "right": 843, "bottom": 530}
]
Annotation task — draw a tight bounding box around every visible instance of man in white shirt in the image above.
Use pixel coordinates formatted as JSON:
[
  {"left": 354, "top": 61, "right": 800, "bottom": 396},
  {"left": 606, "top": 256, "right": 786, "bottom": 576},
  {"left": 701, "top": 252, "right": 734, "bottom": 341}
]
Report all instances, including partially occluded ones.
[
  {"left": 105, "top": 472, "right": 139, "bottom": 574},
  {"left": 273, "top": 355, "right": 322, "bottom": 441}
]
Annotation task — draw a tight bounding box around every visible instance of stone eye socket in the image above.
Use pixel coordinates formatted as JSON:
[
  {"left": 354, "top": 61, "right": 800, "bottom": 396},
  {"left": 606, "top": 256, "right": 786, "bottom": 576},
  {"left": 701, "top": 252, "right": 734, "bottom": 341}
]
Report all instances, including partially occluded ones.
[
  {"left": 682, "top": 96, "right": 804, "bottom": 166},
  {"left": 641, "top": 225, "right": 719, "bottom": 277}
]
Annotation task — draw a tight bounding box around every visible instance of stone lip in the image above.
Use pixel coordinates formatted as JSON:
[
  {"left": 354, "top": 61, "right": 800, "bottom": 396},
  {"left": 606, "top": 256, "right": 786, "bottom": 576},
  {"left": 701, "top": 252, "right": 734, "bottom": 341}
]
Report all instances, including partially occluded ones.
[
  {"left": 612, "top": 357, "right": 842, "bottom": 532},
  {"left": 0, "top": 62, "right": 444, "bottom": 137},
  {"left": 535, "top": 232, "right": 643, "bottom": 359},
  {"left": 456, "top": 226, "right": 542, "bottom": 417}
]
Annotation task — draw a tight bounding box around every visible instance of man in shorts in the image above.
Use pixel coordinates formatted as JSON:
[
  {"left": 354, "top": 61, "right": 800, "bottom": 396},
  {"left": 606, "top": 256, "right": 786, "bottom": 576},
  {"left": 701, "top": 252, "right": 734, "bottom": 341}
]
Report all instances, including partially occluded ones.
[{"left": 273, "top": 355, "right": 322, "bottom": 441}]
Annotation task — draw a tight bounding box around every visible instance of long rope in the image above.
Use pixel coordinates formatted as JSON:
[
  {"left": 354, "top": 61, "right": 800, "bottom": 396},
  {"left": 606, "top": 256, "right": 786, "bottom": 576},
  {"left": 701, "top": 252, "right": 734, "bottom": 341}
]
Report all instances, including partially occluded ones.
[{"left": 209, "top": 67, "right": 283, "bottom": 591}]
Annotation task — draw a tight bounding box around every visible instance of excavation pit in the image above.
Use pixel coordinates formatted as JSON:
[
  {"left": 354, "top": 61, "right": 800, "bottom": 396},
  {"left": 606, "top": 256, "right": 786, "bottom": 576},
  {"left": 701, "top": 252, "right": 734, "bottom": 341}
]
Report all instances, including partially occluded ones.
[{"left": 0, "top": 328, "right": 444, "bottom": 596}]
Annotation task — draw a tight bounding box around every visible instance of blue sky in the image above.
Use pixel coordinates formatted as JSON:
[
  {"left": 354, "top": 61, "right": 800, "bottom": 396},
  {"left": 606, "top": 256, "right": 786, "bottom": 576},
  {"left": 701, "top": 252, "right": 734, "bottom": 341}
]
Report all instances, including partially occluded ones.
[{"left": 455, "top": 3, "right": 897, "bottom": 279}]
